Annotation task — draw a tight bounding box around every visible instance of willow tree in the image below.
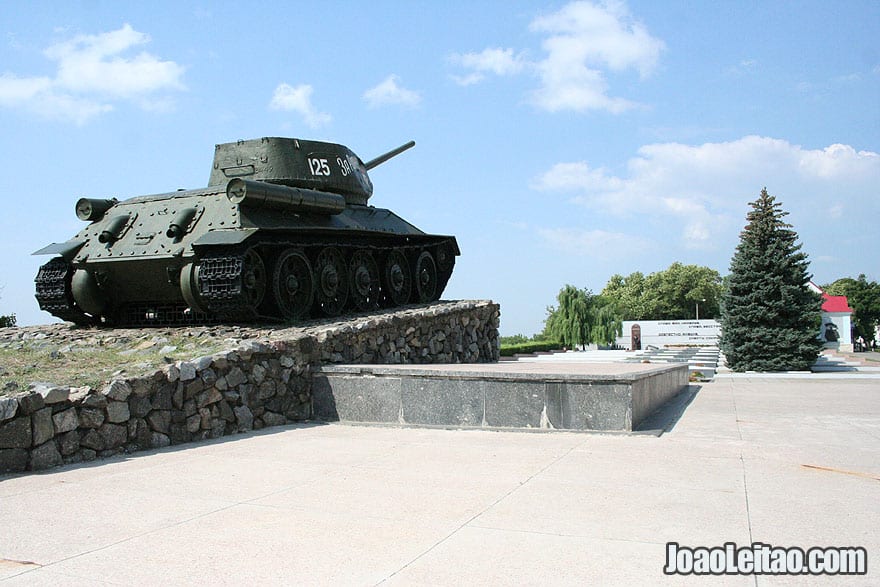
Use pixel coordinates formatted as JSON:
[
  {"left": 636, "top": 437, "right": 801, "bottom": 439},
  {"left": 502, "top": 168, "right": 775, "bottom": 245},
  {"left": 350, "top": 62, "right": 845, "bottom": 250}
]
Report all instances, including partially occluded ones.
[
  {"left": 589, "top": 296, "right": 623, "bottom": 346},
  {"left": 544, "top": 285, "right": 591, "bottom": 349},
  {"left": 720, "top": 188, "right": 822, "bottom": 371},
  {"left": 543, "top": 287, "right": 622, "bottom": 349}
]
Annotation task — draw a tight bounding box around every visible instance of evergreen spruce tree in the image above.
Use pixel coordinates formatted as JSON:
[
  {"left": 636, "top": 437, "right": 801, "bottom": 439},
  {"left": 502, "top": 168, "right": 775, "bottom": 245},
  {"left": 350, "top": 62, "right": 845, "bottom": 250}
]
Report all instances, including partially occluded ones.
[{"left": 720, "top": 188, "right": 823, "bottom": 371}]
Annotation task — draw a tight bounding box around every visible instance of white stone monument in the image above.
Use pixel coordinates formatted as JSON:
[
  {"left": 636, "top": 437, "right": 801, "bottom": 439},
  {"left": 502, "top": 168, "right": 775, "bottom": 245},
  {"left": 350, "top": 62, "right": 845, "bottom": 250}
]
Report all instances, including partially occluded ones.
[{"left": 808, "top": 282, "right": 853, "bottom": 352}]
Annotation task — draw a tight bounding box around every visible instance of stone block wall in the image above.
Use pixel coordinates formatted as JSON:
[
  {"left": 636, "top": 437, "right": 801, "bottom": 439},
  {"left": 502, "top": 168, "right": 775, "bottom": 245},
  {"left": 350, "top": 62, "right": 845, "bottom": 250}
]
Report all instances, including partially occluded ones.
[{"left": 0, "top": 300, "right": 499, "bottom": 474}]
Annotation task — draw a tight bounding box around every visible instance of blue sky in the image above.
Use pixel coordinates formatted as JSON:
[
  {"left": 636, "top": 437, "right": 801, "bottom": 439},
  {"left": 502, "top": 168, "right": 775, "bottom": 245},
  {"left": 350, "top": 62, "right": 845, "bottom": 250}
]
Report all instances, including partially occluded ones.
[{"left": 1, "top": 1, "right": 878, "bottom": 336}]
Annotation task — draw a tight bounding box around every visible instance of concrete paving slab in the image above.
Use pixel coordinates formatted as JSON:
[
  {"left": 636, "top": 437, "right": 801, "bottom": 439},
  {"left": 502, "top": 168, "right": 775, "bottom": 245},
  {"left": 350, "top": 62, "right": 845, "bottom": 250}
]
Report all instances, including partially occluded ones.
[
  {"left": 249, "top": 468, "right": 522, "bottom": 526},
  {"left": 742, "top": 458, "right": 878, "bottom": 548},
  {"left": 384, "top": 526, "right": 755, "bottom": 586},
  {"left": 469, "top": 476, "right": 752, "bottom": 546},
  {"left": 1, "top": 568, "right": 115, "bottom": 586},
  {"left": 542, "top": 441, "right": 746, "bottom": 493},
  {"left": 1, "top": 374, "right": 877, "bottom": 585},
  {"left": 39, "top": 505, "right": 459, "bottom": 586},
  {"left": 0, "top": 480, "right": 233, "bottom": 566}
]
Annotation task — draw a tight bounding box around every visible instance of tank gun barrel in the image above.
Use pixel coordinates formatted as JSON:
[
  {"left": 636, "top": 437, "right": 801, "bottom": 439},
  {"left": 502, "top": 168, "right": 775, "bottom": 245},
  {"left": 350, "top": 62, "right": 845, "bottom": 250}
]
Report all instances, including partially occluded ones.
[{"left": 364, "top": 140, "right": 415, "bottom": 170}]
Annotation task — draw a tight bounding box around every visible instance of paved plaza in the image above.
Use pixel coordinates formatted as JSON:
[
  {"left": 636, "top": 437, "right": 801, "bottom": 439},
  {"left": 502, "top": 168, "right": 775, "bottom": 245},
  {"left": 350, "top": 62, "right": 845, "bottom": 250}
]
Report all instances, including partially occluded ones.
[{"left": 1, "top": 374, "right": 877, "bottom": 585}]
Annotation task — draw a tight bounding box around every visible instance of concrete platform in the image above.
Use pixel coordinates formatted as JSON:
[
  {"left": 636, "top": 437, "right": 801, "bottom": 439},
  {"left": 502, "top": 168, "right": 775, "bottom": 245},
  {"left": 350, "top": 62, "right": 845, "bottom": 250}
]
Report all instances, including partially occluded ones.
[
  {"left": 1, "top": 376, "right": 877, "bottom": 585},
  {"left": 508, "top": 347, "right": 722, "bottom": 380},
  {"left": 312, "top": 361, "right": 688, "bottom": 431}
]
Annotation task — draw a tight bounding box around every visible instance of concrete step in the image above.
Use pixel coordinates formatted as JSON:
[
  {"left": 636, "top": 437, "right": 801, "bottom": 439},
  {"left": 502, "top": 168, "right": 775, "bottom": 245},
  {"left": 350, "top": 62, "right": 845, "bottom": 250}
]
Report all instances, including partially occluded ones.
[
  {"left": 508, "top": 349, "right": 723, "bottom": 383},
  {"left": 512, "top": 351, "right": 633, "bottom": 363},
  {"left": 812, "top": 365, "right": 880, "bottom": 373},
  {"left": 715, "top": 353, "right": 880, "bottom": 374}
]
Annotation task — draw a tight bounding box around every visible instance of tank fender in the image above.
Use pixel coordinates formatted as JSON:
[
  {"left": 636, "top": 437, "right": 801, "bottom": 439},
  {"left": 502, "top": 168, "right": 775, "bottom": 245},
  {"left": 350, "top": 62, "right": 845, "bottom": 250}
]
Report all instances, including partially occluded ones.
[
  {"left": 191, "top": 228, "right": 259, "bottom": 248},
  {"left": 32, "top": 240, "right": 86, "bottom": 261}
]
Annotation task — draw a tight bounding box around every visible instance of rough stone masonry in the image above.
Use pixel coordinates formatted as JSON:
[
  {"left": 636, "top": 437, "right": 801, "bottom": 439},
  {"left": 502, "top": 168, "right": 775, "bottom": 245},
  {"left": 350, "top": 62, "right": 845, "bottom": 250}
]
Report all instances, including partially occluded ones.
[{"left": 0, "top": 300, "right": 500, "bottom": 474}]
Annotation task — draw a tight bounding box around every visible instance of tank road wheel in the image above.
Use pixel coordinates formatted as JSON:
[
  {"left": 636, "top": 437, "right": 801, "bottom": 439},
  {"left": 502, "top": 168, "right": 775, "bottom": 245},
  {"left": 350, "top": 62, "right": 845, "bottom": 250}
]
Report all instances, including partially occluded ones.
[
  {"left": 314, "top": 246, "right": 349, "bottom": 316},
  {"left": 180, "top": 262, "right": 207, "bottom": 314},
  {"left": 382, "top": 249, "right": 412, "bottom": 307},
  {"left": 433, "top": 240, "right": 457, "bottom": 299},
  {"left": 273, "top": 249, "right": 314, "bottom": 321},
  {"left": 414, "top": 250, "right": 438, "bottom": 303},
  {"left": 241, "top": 248, "right": 268, "bottom": 310},
  {"left": 348, "top": 250, "right": 381, "bottom": 311}
]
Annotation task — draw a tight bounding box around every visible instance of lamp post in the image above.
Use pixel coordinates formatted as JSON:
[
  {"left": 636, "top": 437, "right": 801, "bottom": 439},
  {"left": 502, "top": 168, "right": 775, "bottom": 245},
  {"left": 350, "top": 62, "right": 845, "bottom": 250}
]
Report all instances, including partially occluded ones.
[{"left": 695, "top": 298, "right": 706, "bottom": 320}]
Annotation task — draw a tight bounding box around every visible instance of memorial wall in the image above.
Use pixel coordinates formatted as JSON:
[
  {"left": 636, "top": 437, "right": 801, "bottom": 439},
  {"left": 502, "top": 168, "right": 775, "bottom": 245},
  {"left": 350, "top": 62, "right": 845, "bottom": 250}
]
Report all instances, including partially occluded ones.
[{"left": 617, "top": 320, "right": 721, "bottom": 350}]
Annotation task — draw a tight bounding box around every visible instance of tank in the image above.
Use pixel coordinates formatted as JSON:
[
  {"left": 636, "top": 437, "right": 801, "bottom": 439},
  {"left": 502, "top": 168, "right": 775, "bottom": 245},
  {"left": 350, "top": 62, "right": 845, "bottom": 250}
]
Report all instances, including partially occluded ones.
[{"left": 33, "top": 137, "right": 459, "bottom": 326}]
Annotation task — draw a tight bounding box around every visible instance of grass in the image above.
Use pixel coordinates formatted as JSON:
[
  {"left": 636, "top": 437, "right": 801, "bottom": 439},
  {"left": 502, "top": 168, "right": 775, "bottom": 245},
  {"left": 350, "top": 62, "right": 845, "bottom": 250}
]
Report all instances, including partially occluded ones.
[{"left": 0, "top": 335, "right": 226, "bottom": 395}]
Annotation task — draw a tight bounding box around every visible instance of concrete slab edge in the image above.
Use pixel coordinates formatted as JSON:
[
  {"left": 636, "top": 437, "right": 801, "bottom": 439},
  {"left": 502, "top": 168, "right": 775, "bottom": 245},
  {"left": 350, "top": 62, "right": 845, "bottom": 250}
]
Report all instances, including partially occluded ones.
[{"left": 325, "top": 420, "right": 665, "bottom": 437}]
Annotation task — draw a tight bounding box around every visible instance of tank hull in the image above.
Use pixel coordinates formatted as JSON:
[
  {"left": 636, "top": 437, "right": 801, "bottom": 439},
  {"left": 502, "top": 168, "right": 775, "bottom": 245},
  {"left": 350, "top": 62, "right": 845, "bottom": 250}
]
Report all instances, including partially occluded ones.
[{"left": 34, "top": 139, "right": 459, "bottom": 326}]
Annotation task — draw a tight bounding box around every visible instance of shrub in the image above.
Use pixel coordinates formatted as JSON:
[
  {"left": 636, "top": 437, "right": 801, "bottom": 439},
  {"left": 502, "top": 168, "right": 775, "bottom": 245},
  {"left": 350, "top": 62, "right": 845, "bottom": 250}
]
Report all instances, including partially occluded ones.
[{"left": 500, "top": 340, "right": 563, "bottom": 357}]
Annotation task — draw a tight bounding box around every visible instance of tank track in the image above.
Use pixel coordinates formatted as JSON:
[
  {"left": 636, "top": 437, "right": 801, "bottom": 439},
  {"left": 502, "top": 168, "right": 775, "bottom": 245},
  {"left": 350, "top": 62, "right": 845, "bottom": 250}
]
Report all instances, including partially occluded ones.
[
  {"left": 34, "top": 257, "right": 95, "bottom": 326},
  {"left": 198, "top": 248, "right": 265, "bottom": 322},
  {"left": 34, "top": 238, "right": 455, "bottom": 327},
  {"left": 113, "top": 303, "right": 217, "bottom": 327},
  {"left": 196, "top": 238, "right": 456, "bottom": 323}
]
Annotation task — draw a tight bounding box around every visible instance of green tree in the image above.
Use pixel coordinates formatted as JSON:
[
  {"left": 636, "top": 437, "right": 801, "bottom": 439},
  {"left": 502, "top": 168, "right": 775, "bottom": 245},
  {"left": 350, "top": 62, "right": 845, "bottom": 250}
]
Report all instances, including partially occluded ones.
[
  {"left": 824, "top": 275, "right": 880, "bottom": 343},
  {"left": 720, "top": 188, "right": 823, "bottom": 371},
  {"left": 602, "top": 263, "right": 723, "bottom": 320},
  {"left": 543, "top": 285, "right": 592, "bottom": 349},
  {"left": 589, "top": 295, "right": 624, "bottom": 346},
  {"left": 542, "top": 286, "right": 623, "bottom": 348},
  {"left": 0, "top": 287, "right": 16, "bottom": 328},
  {"left": 499, "top": 334, "right": 530, "bottom": 346},
  {"left": 601, "top": 272, "right": 656, "bottom": 319}
]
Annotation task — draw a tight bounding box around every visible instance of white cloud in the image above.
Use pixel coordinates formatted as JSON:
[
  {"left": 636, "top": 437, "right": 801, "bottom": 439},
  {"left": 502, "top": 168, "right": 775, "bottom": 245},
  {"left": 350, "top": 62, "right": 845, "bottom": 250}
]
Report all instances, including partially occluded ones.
[
  {"left": 269, "top": 83, "right": 332, "bottom": 128},
  {"left": 363, "top": 75, "right": 421, "bottom": 108},
  {"left": 449, "top": 48, "right": 527, "bottom": 85},
  {"left": 538, "top": 227, "right": 651, "bottom": 257},
  {"left": 726, "top": 58, "right": 758, "bottom": 77},
  {"left": 530, "top": 1, "right": 664, "bottom": 112},
  {"left": 0, "top": 74, "right": 52, "bottom": 103},
  {"left": 450, "top": 1, "right": 664, "bottom": 113},
  {"left": 30, "top": 91, "right": 113, "bottom": 126},
  {"left": 798, "top": 143, "right": 879, "bottom": 179},
  {"left": 0, "top": 24, "right": 185, "bottom": 124},
  {"left": 835, "top": 72, "right": 861, "bottom": 84},
  {"left": 533, "top": 135, "right": 880, "bottom": 249},
  {"left": 531, "top": 161, "right": 624, "bottom": 192},
  {"left": 45, "top": 24, "right": 184, "bottom": 97},
  {"left": 450, "top": 72, "right": 485, "bottom": 87},
  {"left": 530, "top": 1, "right": 663, "bottom": 75}
]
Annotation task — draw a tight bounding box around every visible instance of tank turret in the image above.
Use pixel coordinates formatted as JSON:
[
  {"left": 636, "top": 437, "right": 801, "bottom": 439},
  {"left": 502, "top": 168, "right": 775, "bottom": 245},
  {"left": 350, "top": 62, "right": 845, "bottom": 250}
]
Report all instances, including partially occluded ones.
[{"left": 34, "top": 137, "right": 458, "bottom": 326}]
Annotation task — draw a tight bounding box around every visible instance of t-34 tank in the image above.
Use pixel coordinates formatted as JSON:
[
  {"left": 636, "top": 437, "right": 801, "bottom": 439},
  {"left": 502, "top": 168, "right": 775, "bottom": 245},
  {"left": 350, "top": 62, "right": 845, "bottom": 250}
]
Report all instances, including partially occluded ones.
[{"left": 34, "top": 137, "right": 459, "bottom": 326}]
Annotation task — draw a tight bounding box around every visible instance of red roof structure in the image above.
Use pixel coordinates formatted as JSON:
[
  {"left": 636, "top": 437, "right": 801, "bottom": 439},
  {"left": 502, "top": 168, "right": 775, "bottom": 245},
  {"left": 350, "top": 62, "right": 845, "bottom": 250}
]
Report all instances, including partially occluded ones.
[
  {"left": 821, "top": 293, "right": 852, "bottom": 313},
  {"left": 808, "top": 281, "right": 853, "bottom": 314}
]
